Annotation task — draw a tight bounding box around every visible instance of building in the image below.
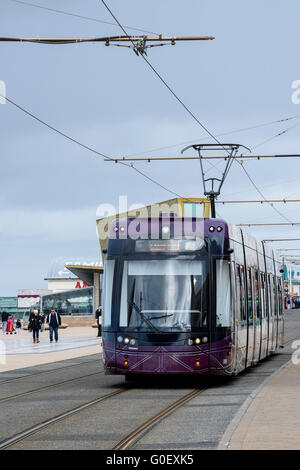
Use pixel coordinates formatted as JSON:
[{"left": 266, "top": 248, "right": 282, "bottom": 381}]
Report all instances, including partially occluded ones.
[
  {"left": 44, "top": 258, "right": 100, "bottom": 292},
  {"left": 284, "top": 263, "right": 300, "bottom": 296},
  {"left": 0, "top": 297, "right": 27, "bottom": 318},
  {"left": 41, "top": 286, "right": 94, "bottom": 317},
  {"left": 18, "top": 289, "right": 52, "bottom": 310},
  {"left": 38, "top": 259, "right": 103, "bottom": 322}
]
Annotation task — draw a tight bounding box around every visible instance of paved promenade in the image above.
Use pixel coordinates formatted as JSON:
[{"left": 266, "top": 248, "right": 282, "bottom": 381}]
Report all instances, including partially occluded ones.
[
  {"left": 0, "top": 327, "right": 101, "bottom": 372},
  {"left": 229, "top": 360, "right": 300, "bottom": 450}
]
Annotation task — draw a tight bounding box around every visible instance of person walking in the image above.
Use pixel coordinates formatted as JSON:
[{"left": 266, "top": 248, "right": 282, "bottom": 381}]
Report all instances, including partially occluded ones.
[
  {"left": 95, "top": 306, "right": 102, "bottom": 337},
  {"left": 1, "top": 310, "right": 9, "bottom": 335},
  {"left": 46, "top": 309, "right": 61, "bottom": 343},
  {"left": 40, "top": 312, "right": 45, "bottom": 332},
  {"left": 28, "top": 310, "right": 42, "bottom": 343}
]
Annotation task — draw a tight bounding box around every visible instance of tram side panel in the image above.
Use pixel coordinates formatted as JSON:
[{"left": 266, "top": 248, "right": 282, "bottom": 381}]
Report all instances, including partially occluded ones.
[
  {"left": 257, "top": 245, "right": 268, "bottom": 361},
  {"left": 228, "top": 226, "right": 247, "bottom": 374},
  {"left": 274, "top": 258, "right": 284, "bottom": 348},
  {"left": 264, "top": 250, "right": 276, "bottom": 354}
]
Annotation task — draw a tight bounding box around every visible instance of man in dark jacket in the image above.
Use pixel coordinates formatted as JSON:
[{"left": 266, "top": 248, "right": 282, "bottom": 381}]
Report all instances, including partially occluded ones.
[
  {"left": 46, "top": 309, "right": 61, "bottom": 343},
  {"left": 2, "top": 310, "right": 9, "bottom": 335}
]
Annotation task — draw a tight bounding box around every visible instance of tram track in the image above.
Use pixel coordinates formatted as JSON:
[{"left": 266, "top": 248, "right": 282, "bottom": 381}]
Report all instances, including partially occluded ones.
[
  {"left": 0, "top": 314, "right": 298, "bottom": 451},
  {"left": 114, "top": 387, "right": 207, "bottom": 450},
  {"left": 0, "top": 369, "right": 105, "bottom": 403},
  {"left": 0, "top": 388, "right": 128, "bottom": 450},
  {"left": 0, "top": 385, "right": 207, "bottom": 451},
  {"left": 0, "top": 356, "right": 100, "bottom": 385}
]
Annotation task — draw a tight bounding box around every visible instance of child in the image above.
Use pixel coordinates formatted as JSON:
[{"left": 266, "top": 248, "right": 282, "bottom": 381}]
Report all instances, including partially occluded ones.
[
  {"left": 6, "top": 316, "right": 15, "bottom": 335},
  {"left": 16, "top": 319, "right": 22, "bottom": 334}
]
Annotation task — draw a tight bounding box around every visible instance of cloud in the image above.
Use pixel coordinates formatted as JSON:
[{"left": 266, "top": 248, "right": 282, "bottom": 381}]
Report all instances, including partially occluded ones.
[{"left": 0, "top": 207, "right": 98, "bottom": 243}]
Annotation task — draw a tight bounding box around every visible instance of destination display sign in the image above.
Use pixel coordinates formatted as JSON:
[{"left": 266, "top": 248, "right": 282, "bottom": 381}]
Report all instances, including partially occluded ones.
[{"left": 135, "top": 238, "right": 204, "bottom": 253}]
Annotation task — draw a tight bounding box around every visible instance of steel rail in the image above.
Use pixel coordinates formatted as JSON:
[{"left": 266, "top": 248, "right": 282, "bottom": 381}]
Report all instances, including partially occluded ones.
[
  {"left": 114, "top": 388, "right": 207, "bottom": 450},
  {"left": 0, "top": 388, "right": 127, "bottom": 450},
  {"left": 0, "top": 357, "right": 100, "bottom": 386},
  {"left": 0, "top": 370, "right": 104, "bottom": 404}
]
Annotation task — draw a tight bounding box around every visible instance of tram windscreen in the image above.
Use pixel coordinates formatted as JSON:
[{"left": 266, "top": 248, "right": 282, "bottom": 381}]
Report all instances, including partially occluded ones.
[{"left": 119, "top": 260, "right": 208, "bottom": 331}]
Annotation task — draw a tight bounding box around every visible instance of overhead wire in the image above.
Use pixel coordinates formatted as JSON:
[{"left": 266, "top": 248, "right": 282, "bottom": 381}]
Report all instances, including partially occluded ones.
[
  {"left": 4, "top": 1, "right": 299, "bottom": 224},
  {"left": 100, "top": 0, "right": 230, "bottom": 154},
  {"left": 123, "top": 115, "right": 300, "bottom": 158},
  {"left": 0, "top": 94, "right": 183, "bottom": 198},
  {"left": 8, "top": 0, "right": 160, "bottom": 36},
  {"left": 234, "top": 121, "right": 300, "bottom": 226},
  {"left": 99, "top": 0, "right": 300, "bottom": 229}
]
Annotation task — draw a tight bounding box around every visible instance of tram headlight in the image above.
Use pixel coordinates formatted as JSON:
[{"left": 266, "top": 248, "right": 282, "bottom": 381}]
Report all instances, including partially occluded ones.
[
  {"left": 194, "top": 337, "right": 201, "bottom": 345},
  {"left": 114, "top": 226, "right": 118, "bottom": 232},
  {"left": 117, "top": 336, "right": 123, "bottom": 343},
  {"left": 216, "top": 226, "right": 223, "bottom": 232},
  {"left": 209, "top": 226, "right": 215, "bottom": 232},
  {"left": 120, "top": 226, "right": 125, "bottom": 232},
  {"left": 124, "top": 337, "right": 130, "bottom": 344},
  {"left": 202, "top": 337, "right": 208, "bottom": 343},
  {"left": 162, "top": 225, "right": 170, "bottom": 235},
  {"left": 188, "top": 339, "right": 194, "bottom": 346},
  {"left": 129, "top": 339, "right": 136, "bottom": 345}
]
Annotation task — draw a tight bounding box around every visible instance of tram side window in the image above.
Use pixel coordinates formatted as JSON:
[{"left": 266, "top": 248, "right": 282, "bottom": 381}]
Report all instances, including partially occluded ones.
[
  {"left": 216, "top": 260, "right": 231, "bottom": 327},
  {"left": 102, "top": 260, "right": 115, "bottom": 328},
  {"left": 236, "top": 265, "right": 246, "bottom": 322},
  {"left": 247, "top": 268, "right": 253, "bottom": 323},
  {"left": 260, "top": 272, "right": 266, "bottom": 318},
  {"left": 235, "top": 265, "right": 241, "bottom": 321},
  {"left": 254, "top": 270, "right": 261, "bottom": 320},
  {"left": 269, "top": 275, "right": 275, "bottom": 317},
  {"left": 277, "top": 278, "right": 283, "bottom": 316}
]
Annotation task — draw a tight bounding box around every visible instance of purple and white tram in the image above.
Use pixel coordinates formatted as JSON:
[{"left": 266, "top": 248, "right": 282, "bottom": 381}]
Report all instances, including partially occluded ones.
[{"left": 101, "top": 216, "right": 284, "bottom": 377}]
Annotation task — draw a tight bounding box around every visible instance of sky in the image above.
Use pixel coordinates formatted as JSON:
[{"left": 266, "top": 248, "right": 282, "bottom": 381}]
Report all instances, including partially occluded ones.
[{"left": 1, "top": 0, "right": 300, "bottom": 295}]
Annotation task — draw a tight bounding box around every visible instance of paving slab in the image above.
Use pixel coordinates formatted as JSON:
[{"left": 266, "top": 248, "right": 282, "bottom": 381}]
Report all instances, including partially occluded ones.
[
  {"left": 228, "top": 361, "right": 300, "bottom": 450},
  {"left": 0, "top": 327, "right": 101, "bottom": 372}
]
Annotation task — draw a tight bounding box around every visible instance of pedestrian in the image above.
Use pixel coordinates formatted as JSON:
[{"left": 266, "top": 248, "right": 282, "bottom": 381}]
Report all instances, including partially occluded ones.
[
  {"left": 40, "top": 311, "right": 45, "bottom": 332},
  {"left": 6, "top": 316, "right": 15, "bottom": 335},
  {"left": 46, "top": 309, "right": 61, "bottom": 343},
  {"left": 16, "top": 318, "right": 22, "bottom": 334},
  {"left": 28, "top": 310, "right": 42, "bottom": 343},
  {"left": 95, "top": 306, "right": 102, "bottom": 337},
  {"left": 1, "top": 309, "right": 9, "bottom": 335}
]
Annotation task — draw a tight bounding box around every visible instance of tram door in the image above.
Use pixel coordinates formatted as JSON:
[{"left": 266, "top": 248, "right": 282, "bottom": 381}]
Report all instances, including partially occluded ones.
[
  {"left": 271, "top": 275, "right": 277, "bottom": 351},
  {"left": 267, "top": 274, "right": 274, "bottom": 353},
  {"left": 236, "top": 265, "right": 247, "bottom": 370},
  {"left": 246, "top": 268, "right": 255, "bottom": 367},
  {"left": 260, "top": 272, "right": 268, "bottom": 359},
  {"left": 253, "top": 270, "right": 261, "bottom": 363}
]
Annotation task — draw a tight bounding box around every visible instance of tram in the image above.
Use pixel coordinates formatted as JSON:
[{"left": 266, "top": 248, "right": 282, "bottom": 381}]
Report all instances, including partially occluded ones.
[{"left": 101, "top": 215, "right": 284, "bottom": 377}]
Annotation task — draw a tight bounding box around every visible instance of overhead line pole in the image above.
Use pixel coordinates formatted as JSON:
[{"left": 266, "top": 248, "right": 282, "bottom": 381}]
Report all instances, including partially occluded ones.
[
  {"left": 238, "top": 223, "right": 300, "bottom": 227},
  {"left": 216, "top": 200, "right": 300, "bottom": 204},
  {"left": 104, "top": 154, "right": 300, "bottom": 162},
  {"left": 263, "top": 239, "right": 300, "bottom": 242},
  {"left": 278, "top": 249, "right": 300, "bottom": 251}
]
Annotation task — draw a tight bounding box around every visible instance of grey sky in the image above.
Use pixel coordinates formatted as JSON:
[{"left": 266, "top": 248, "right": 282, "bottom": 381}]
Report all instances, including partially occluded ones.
[{"left": 1, "top": 0, "right": 300, "bottom": 295}]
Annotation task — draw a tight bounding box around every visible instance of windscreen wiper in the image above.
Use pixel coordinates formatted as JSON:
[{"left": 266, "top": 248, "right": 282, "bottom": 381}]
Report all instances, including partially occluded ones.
[
  {"left": 148, "top": 314, "right": 174, "bottom": 320},
  {"left": 128, "top": 300, "right": 159, "bottom": 332}
]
